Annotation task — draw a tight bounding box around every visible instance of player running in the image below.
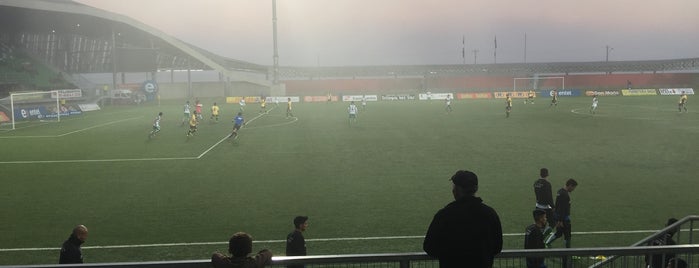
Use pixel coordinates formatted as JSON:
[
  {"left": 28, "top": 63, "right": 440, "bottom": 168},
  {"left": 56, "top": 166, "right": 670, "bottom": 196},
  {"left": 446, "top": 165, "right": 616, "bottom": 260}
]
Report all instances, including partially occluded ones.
[
  {"left": 590, "top": 95, "right": 599, "bottom": 114},
  {"left": 361, "top": 96, "right": 367, "bottom": 110},
  {"left": 678, "top": 92, "right": 688, "bottom": 113},
  {"left": 348, "top": 101, "right": 358, "bottom": 125},
  {"left": 210, "top": 102, "right": 220, "bottom": 122},
  {"left": 228, "top": 112, "right": 245, "bottom": 141},
  {"left": 148, "top": 112, "right": 163, "bottom": 139},
  {"left": 195, "top": 99, "right": 203, "bottom": 121},
  {"left": 180, "top": 100, "right": 191, "bottom": 126},
  {"left": 186, "top": 112, "right": 198, "bottom": 137},
  {"left": 527, "top": 90, "right": 535, "bottom": 104},
  {"left": 260, "top": 98, "right": 267, "bottom": 114},
  {"left": 239, "top": 98, "right": 246, "bottom": 112},
  {"left": 505, "top": 94, "right": 512, "bottom": 118}
]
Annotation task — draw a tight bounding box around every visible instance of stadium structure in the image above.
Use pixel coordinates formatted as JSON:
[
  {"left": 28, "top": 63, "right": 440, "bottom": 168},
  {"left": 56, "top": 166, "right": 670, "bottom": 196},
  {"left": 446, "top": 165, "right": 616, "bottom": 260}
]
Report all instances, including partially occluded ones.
[{"left": 1, "top": 1, "right": 698, "bottom": 267}]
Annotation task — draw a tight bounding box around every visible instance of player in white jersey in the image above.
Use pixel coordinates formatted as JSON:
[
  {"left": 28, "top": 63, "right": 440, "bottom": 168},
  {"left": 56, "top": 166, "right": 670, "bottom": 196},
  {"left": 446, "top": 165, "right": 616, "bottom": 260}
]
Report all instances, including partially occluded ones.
[
  {"left": 239, "top": 98, "right": 246, "bottom": 112},
  {"left": 361, "top": 97, "right": 367, "bottom": 110},
  {"left": 445, "top": 94, "right": 453, "bottom": 113},
  {"left": 348, "top": 101, "right": 358, "bottom": 125},
  {"left": 590, "top": 95, "right": 599, "bottom": 114},
  {"left": 180, "top": 101, "right": 191, "bottom": 126},
  {"left": 149, "top": 112, "right": 163, "bottom": 139}
]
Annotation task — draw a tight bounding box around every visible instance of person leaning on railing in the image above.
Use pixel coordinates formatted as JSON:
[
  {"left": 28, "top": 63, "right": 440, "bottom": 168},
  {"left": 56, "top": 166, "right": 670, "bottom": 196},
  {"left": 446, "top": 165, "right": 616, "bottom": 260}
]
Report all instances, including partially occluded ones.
[{"left": 212, "top": 232, "right": 272, "bottom": 268}]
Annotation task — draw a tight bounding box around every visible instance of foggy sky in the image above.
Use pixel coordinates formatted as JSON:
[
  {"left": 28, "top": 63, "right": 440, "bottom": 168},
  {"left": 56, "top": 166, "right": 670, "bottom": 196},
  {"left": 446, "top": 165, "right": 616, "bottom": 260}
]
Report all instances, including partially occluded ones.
[{"left": 75, "top": 0, "right": 699, "bottom": 67}]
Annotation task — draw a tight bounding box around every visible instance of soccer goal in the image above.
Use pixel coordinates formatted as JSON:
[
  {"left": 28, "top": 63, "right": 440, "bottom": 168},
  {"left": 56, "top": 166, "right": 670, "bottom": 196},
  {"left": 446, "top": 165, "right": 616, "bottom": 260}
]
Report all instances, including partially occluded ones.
[
  {"left": 1, "top": 91, "right": 61, "bottom": 130},
  {"left": 513, "top": 76, "right": 565, "bottom": 92}
]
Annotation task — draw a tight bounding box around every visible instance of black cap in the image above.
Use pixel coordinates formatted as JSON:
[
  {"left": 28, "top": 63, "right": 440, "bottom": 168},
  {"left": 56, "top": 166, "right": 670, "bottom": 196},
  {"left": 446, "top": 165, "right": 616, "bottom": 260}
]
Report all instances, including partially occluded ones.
[
  {"left": 450, "top": 170, "right": 478, "bottom": 193},
  {"left": 293, "top": 216, "right": 308, "bottom": 228}
]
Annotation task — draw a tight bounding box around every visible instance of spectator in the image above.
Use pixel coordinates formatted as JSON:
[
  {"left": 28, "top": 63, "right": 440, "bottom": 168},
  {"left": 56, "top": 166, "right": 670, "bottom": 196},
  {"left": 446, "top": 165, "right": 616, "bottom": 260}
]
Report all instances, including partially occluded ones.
[
  {"left": 59, "top": 225, "right": 88, "bottom": 264},
  {"left": 525, "top": 210, "right": 548, "bottom": 268},
  {"left": 646, "top": 218, "right": 679, "bottom": 268},
  {"left": 286, "top": 216, "right": 309, "bottom": 268},
  {"left": 212, "top": 232, "right": 272, "bottom": 268},
  {"left": 423, "top": 170, "right": 503, "bottom": 268},
  {"left": 533, "top": 168, "right": 555, "bottom": 235},
  {"left": 666, "top": 258, "right": 687, "bottom": 268}
]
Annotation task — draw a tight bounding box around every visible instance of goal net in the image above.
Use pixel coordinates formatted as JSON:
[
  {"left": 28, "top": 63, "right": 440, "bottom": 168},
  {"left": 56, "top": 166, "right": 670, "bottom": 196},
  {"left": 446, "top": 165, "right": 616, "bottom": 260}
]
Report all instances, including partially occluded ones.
[
  {"left": 513, "top": 76, "right": 565, "bottom": 92},
  {"left": 0, "top": 91, "right": 61, "bottom": 130}
]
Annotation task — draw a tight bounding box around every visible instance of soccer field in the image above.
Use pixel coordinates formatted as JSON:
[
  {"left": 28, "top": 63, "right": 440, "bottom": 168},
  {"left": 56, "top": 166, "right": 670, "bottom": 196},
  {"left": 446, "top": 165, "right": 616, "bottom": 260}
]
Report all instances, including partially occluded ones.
[{"left": 0, "top": 96, "right": 697, "bottom": 265}]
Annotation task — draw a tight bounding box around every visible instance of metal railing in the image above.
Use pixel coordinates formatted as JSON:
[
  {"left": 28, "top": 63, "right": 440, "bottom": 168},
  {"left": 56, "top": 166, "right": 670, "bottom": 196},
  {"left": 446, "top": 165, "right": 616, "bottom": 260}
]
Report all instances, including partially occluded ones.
[{"left": 4, "top": 215, "right": 698, "bottom": 268}]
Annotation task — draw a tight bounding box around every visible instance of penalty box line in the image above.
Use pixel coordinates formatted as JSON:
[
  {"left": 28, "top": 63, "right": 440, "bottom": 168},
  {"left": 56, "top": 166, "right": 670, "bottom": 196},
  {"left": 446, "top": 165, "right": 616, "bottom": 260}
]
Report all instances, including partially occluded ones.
[
  {"left": 197, "top": 106, "right": 276, "bottom": 159},
  {"left": 0, "top": 229, "right": 665, "bottom": 252}
]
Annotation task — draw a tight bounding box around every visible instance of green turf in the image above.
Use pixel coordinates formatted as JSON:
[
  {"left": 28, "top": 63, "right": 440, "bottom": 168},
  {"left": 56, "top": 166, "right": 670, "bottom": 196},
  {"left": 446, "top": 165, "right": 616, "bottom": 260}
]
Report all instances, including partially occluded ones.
[{"left": 0, "top": 96, "right": 697, "bottom": 265}]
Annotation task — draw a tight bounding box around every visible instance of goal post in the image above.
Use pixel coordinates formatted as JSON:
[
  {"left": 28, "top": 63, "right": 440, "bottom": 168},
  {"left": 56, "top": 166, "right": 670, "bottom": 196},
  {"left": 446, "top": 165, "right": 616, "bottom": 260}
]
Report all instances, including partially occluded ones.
[
  {"left": 513, "top": 76, "right": 565, "bottom": 92},
  {"left": 5, "top": 91, "right": 61, "bottom": 130}
]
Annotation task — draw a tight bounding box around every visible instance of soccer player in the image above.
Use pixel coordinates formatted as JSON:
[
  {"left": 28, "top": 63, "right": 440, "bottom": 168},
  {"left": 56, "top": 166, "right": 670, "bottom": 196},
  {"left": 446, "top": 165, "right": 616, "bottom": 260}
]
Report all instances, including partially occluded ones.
[
  {"left": 445, "top": 94, "right": 453, "bottom": 113},
  {"left": 549, "top": 89, "right": 558, "bottom": 108},
  {"left": 505, "top": 94, "right": 512, "bottom": 118},
  {"left": 348, "top": 101, "right": 358, "bottom": 124},
  {"left": 239, "top": 98, "right": 246, "bottom": 112},
  {"left": 361, "top": 96, "right": 367, "bottom": 110},
  {"left": 527, "top": 90, "right": 535, "bottom": 104},
  {"left": 180, "top": 100, "right": 191, "bottom": 126},
  {"left": 524, "top": 210, "right": 547, "bottom": 268},
  {"left": 228, "top": 112, "right": 245, "bottom": 140},
  {"left": 186, "top": 112, "right": 198, "bottom": 137},
  {"left": 678, "top": 92, "right": 688, "bottom": 113},
  {"left": 286, "top": 97, "right": 294, "bottom": 118},
  {"left": 148, "top": 112, "right": 163, "bottom": 139},
  {"left": 195, "top": 99, "right": 203, "bottom": 121},
  {"left": 590, "top": 95, "right": 599, "bottom": 114},
  {"left": 210, "top": 102, "right": 220, "bottom": 122},
  {"left": 259, "top": 98, "right": 267, "bottom": 114}
]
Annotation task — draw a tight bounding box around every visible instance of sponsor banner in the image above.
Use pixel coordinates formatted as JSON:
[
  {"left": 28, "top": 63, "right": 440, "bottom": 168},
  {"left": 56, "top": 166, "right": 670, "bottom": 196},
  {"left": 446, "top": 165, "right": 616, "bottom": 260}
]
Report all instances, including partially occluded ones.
[
  {"left": 457, "top": 92, "right": 492, "bottom": 99},
  {"left": 0, "top": 111, "right": 9, "bottom": 122},
  {"left": 142, "top": 80, "right": 158, "bottom": 93},
  {"left": 342, "top": 95, "right": 379, "bottom": 102},
  {"left": 494, "top": 91, "right": 531, "bottom": 99},
  {"left": 227, "top": 96, "right": 263, "bottom": 104},
  {"left": 659, "top": 88, "right": 694, "bottom": 96},
  {"left": 585, "top": 90, "right": 621, "bottom": 96},
  {"left": 78, "top": 103, "right": 101, "bottom": 111},
  {"left": 538, "top": 89, "right": 582, "bottom": 97},
  {"left": 14, "top": 106, "right": 50, "bottom": 120},
  {"left": 418, "top": 92, "right": 453, "bottom": 100},
  {"left": 382, "top": 94, "right": 415, "bottom": 101},
  {"left": 51, "top": 89, "right": 82, "bottom": 99},
  {"left": 621, "top": 89, "right": 657, "bottom": 96},
  {"left": 304, "top": 95, "right": 339, "bottom": 102},
  {"left": 267, "top": 96, "right": 301, "bottom": 103}
]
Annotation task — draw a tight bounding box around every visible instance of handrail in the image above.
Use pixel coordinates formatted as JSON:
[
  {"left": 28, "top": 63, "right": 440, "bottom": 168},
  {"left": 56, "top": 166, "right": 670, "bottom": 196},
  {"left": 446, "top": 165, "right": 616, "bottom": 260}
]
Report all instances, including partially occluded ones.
[{"left": 5, "top": 244, "right": 699, "bottom": 268}]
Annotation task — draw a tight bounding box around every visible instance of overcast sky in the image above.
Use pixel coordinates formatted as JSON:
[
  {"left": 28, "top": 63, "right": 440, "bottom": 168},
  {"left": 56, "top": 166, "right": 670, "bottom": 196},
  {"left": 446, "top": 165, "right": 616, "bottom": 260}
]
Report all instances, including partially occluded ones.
[{"left": 75, "top": 0, "right": 699, "bottom": 67}]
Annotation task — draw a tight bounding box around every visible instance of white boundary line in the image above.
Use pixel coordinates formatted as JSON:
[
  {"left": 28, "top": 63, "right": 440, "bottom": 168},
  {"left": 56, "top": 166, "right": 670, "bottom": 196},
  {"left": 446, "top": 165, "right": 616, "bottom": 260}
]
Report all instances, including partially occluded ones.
[
  {"left": 0, "top": 229, "right": 667, "bottom": 252},
  {"left": 0, "top": 117, "right": 142, "bottom": 139}
]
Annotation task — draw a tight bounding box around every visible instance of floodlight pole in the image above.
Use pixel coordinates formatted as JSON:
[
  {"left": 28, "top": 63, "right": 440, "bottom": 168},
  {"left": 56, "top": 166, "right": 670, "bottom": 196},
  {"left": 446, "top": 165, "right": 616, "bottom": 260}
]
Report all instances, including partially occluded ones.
[{"left": 272, "top": 0, "right": 279, "bottom": 84}]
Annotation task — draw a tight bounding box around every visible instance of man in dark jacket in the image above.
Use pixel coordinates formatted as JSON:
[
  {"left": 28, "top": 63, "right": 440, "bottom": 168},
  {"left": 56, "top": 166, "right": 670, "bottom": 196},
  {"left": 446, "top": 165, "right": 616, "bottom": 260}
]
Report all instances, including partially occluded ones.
[
  {"left": 423, "top": 170, "right": 503, "bottom": 268},
  {"left": 525, "top": 210, "right": 548, "bottom": 268},
  {"left": 59, "top": 225, "right": 88, "bottom": 264},
  {"left": 286, "top": 216, "right": 308, "bottom": 268},
  {"left": 211, "top": 232, "right": 272, "bottom": 268}
]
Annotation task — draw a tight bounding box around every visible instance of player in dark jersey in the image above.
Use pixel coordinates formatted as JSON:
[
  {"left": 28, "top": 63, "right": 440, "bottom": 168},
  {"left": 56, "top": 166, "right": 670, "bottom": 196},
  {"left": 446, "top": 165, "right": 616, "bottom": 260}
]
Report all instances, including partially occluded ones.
[
  {"left": 549, "top": 89, "right": 558, "bottom": 108},
  {"left": 533, "top": 168, "right": 555, "bottom": 235},
  {"left": 525, "top": 210, "right": 548, "bottom": 268},
  {"left": 545, "top": 178, "right": 578, "bottom": 249},
  {"left": 228, "top": 112, "right": 245, "bottom": 140}
]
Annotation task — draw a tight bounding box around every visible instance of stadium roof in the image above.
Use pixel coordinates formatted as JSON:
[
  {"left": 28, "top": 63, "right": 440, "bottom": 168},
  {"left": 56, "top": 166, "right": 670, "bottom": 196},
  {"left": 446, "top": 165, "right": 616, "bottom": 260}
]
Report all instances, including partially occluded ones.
[{"left": 0, "top": 0, "right": 697, "bottom": 83}]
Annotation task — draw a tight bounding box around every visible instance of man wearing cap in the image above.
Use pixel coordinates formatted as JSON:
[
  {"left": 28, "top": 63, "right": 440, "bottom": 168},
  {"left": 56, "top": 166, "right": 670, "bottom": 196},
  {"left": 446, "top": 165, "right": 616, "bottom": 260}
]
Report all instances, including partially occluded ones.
[
  {"left": 423, "top": 170, "right": 503, "bottom": 268},
  {"left": 59, "top": 225, "right": 88, "bottom": 264},
  {"left": 286, "top": 216, "right": 308, "bottom": 268}
]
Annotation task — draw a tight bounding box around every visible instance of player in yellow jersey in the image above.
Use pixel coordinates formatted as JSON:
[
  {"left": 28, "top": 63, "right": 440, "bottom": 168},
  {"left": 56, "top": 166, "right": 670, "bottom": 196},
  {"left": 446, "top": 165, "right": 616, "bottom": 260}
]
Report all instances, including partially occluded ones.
[
  {"left": 527, "top": 90, "right": 535, "bottom": 104},
  {"left": 678, "top": 92, "right": 688, "bottom": 113},
  {"left": 260, "top": 98, "right": 267, "bottom": 114},
  {"left": 505, "top": 94, "right": 513, "bottom": 118},
  {"left": 210, "top": 102, "right": 220, "bottom": 122},
  {"left": 286, "top": 98, "right": 294, "bottom": 118},
  {"left": 186, "top": 112, "right": 198, "bottom": 137}
]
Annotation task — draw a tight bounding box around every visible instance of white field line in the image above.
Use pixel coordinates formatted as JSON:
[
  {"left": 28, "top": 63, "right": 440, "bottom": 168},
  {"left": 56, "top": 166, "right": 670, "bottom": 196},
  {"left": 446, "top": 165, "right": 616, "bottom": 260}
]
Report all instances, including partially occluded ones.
[
  {"left": 0, "top": 229, "right": 669, "bottom": 252},
  {"left": 0, "top": 117, "right": 142, "bottom": 139},
  {"left": 196, "top": 106, "right": 276, "bottom": 158}
]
